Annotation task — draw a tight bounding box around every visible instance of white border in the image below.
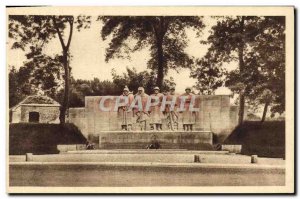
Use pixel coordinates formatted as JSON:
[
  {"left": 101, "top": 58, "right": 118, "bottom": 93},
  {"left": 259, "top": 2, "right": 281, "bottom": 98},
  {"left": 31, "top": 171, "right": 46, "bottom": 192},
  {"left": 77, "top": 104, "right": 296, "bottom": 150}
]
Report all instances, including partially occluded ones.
[{"left": 2, "top": 0, "right": 299, "bottom": 198}]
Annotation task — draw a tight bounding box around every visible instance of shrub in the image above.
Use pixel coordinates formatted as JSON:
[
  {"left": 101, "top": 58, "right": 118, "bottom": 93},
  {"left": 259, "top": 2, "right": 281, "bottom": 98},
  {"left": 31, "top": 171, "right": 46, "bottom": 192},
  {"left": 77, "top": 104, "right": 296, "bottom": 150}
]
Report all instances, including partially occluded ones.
[
  {"left": 9, "top": 123, "right": 87, "bottom": 155},
  {"left": 224, "top": 121, "right": 285, "bottom": 158}
]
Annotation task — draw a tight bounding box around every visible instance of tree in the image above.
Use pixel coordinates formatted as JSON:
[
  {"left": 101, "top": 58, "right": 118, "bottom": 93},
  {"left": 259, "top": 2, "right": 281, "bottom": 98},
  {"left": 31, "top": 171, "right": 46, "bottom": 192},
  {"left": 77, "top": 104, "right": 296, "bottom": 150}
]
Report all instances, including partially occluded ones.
[
  {"left": 195, "top": 16, "right": 271, "bottom": 124},
  {"left": 8, "top": 54, "right": 63, "bottom": 108},
  {"left": 24, "top": 49, "right": 64, "bottom": 98},
  {"left": 8, "top": 15, "right": 91, "bottom": 124},
  {"left": 194, "top": 16, "right": 285, "bottom": 124},
  {"left": 112, "top": 67, "right": 176, "bottom": 94},
  {"left": 9, "top": 47, "right": 64, "bottom": 107},
  {"left": 56, "top": 77, "right": 120, "bottom": 107},
  {"left": 190, "top": 55, "right": 224, "bottom": 95},
  {"left": 9, "top": 66, "right": 35, "bottom": 107},
  {"left": 99, "top": 16, "right": 205, "bottom": 88},
  {"left": 252, "top": 16, "right": 285, "bottom": 120},
  {"left": 238, "top": 16, "right": 285, "bottom": 122}
]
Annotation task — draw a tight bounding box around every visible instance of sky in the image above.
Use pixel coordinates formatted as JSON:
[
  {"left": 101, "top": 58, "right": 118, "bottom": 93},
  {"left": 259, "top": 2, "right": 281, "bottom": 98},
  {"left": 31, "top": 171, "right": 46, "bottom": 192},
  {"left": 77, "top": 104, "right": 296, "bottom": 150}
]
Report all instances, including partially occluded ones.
[{"left": 7, "top": 16, "right": 236, "bottom": 94}]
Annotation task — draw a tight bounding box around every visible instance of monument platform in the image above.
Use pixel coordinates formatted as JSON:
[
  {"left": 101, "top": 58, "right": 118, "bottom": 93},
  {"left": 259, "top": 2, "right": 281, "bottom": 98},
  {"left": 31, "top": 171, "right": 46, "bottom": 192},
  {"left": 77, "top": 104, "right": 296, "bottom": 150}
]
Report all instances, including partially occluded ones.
[{"left": 91, "top": 130, "right": 213, "bottom": 150}]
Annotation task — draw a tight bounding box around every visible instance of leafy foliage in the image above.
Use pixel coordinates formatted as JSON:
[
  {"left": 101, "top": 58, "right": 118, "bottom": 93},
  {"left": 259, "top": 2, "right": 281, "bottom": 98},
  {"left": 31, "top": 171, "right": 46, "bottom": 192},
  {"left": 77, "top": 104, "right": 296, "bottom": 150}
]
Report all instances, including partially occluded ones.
[
  {"left": 111, "top": 67, "right": 176, "bottom": 94},
  {"left": 9, "top": 15, "right": 91, "bottom": 50},
  {"left": 8, "top": 15, "right": 91, "bottom": 123},
  {"left": 193, "top": 17, "right": 262, "bottom": 94},
  {"left": 99, "top": 16, "right": 205, "bottom": 87},
  {"left": 56, "top": 77, "right": 119, "bottom": 107},
  {"left": 193, "top": 16, "right": 285, "bottom": 120},
  {"left": 9, "top": 66, "right": 34, "bottom": 107},
  {"left": 249, "top": 17, "right": 285, "bottom": 116},
  {"left": 9, "top": 63, "right": 61, "bottom": 107},
  {"left": 57, "top": 68, "right": 176, "bottom": 107}
]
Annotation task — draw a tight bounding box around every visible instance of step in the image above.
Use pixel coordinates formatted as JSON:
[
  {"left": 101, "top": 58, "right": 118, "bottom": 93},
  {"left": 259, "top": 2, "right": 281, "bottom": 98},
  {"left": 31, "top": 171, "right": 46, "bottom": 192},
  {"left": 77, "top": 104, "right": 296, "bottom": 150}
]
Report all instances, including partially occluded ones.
[
  {"left": 98, "top": 142, "right": 214, "bottom": 150},
  {"left": 66, "top": 149, "right": 229, "bottom": 155},
  {"left": 9, "top": 152, "right": 285, "bottom": 166}
]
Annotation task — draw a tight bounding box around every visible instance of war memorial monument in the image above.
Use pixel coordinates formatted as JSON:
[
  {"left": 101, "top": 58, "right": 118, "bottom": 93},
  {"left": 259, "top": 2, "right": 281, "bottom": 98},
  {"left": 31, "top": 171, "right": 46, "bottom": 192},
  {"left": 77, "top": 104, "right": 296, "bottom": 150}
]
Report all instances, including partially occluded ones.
[{"left": 67, "top": 87, "right": 240, "bottom": 150}]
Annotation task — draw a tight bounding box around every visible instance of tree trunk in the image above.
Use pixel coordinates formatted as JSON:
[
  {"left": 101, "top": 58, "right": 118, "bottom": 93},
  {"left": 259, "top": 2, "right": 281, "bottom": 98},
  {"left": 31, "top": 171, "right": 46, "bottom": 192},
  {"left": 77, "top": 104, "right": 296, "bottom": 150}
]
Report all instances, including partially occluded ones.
[
  {"left": 238, "top": 93, "right": 245, "bottom": 125},
  {"left": 238, "top": 44, "right": 245, "bottom": 125},
  {"left": 53, "top": 16, "right": 73, "bottom": 125},
  {"left": 59, "top": 52, "right": 70, "bottom": 124},
  {"left": 156, "top": 38, "right": 164, "bottom": 88},
  {"left": 238, "top": 16, "right": 245, "bottom": 125},
  {"left": 261, "top": 101, "right": 270, "bottom": 123},
  {"left": 154, "top": 17, "right": 166, "bottom": 89}
]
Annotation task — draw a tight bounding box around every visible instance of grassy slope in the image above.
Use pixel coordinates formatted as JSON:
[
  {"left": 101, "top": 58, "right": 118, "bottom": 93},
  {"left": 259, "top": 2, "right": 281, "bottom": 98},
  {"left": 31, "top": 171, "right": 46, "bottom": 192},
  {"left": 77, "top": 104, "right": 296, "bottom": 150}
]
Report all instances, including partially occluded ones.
[
  {"left": 9, "top": 123, "right": 87, "bottom": 155},
  {"left": 224, "top": 121, "right": 285, "bottom": 158}
]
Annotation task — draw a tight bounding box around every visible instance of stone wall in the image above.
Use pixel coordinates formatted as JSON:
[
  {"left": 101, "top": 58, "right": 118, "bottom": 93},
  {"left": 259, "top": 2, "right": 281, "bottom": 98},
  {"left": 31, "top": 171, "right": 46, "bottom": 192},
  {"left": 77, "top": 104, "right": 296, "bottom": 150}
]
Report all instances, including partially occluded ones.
[
  {"left": 68, "top": 108, "right": 87, "bottom": 138},
  {"left": 12, "top": 105, "right": 60, "bottom": 123},
  {"left": 11, "top": 106, "right": 21, "bottom": 123},
  {"left": 68, "top": 95, "right": 244, "bottom": 143}
]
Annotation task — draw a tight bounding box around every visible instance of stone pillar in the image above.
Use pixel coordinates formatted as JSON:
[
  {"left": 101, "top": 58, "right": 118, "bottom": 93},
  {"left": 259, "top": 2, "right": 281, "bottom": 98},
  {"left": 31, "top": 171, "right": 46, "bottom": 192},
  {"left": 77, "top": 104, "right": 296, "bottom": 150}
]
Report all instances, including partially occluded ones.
[
  {"left": 194, "top": 155, "right": 200, "bottom": 163},
  {"left": 251, "top": 155, "right": 258, "bottom": 163},
  {"left": 26, "top": 153, "right": 33, "bottom": 162}
]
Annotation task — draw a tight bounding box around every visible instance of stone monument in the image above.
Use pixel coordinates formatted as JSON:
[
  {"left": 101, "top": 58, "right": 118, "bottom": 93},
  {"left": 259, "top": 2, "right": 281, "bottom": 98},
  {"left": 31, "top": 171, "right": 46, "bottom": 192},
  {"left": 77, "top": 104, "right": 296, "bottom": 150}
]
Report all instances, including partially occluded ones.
[{"left": 69, "top": 94, "right": 244, "bottom": 149}]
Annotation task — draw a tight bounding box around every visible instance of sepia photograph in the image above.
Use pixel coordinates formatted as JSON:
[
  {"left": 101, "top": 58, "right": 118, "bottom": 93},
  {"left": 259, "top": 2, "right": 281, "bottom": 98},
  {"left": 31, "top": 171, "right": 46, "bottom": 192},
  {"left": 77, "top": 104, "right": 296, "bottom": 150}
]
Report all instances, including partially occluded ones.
[{"left": 6, "top": 6, "right": 294, "bottom": 194}]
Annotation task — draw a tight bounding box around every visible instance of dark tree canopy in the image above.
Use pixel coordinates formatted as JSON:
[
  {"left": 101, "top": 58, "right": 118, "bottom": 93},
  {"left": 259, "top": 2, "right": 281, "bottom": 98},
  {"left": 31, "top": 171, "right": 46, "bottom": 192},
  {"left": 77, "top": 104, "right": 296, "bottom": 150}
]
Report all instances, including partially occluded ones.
[{"left": 99, "top": 16, "right": 205, "bottom": 88}]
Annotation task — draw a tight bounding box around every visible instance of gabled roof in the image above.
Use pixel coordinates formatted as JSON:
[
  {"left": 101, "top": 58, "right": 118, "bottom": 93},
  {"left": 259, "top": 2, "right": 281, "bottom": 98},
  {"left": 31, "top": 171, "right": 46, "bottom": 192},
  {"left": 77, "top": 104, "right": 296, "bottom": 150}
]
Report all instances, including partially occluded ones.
[{"left": 11, "top": 95, "right": 60, "bottom": 110}]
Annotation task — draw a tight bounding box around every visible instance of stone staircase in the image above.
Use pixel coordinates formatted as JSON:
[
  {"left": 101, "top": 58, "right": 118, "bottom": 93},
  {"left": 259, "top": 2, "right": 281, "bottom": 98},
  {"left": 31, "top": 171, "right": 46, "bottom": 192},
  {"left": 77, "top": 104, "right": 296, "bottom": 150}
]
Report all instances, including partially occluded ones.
[
  {"left": 90, "top": 130, "right": 214, "bottom": 150},
  {"left": 98, "top": 142, "right": 214, "bottom": 150}
]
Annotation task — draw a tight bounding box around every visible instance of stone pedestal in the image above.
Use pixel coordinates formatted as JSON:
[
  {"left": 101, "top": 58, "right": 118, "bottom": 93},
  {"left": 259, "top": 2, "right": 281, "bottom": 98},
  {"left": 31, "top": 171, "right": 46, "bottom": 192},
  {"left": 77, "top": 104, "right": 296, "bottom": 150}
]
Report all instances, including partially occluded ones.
[{"left": 97, "top": 131, "right": 213, "bottom": 150}]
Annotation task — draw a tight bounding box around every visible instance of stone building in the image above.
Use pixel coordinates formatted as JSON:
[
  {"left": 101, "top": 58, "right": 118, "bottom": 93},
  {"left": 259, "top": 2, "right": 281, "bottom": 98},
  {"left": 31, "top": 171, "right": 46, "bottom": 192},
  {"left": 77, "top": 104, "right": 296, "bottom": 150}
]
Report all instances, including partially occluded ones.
[{"left": 10, "top": 95, "right": 60, "bottom": 124}]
